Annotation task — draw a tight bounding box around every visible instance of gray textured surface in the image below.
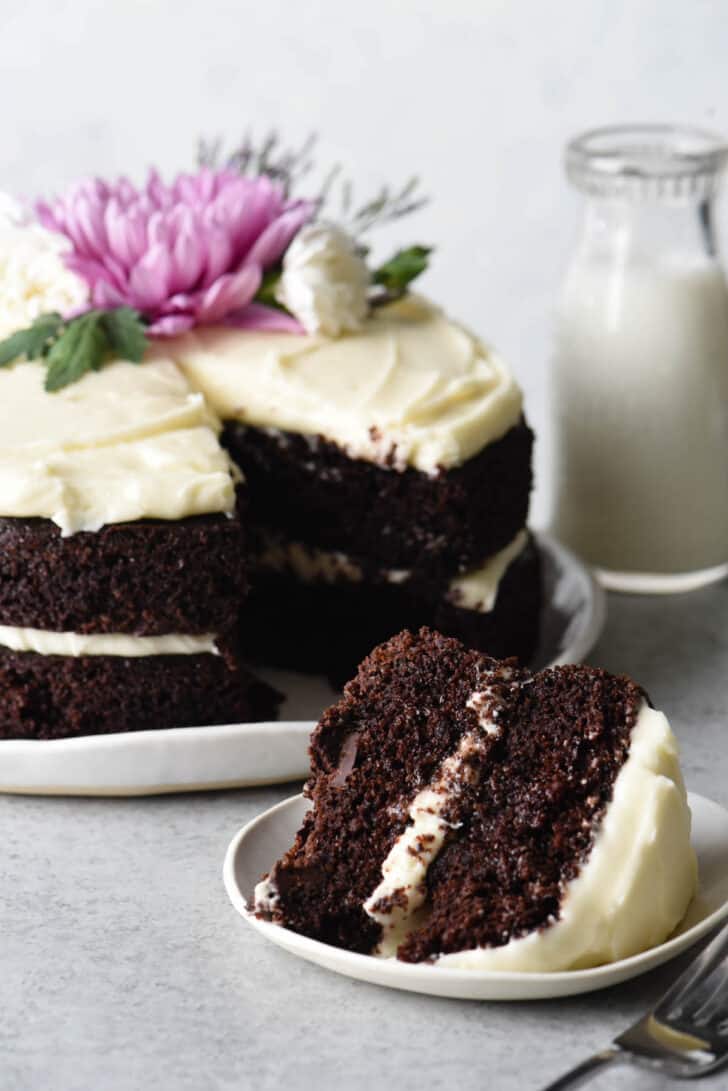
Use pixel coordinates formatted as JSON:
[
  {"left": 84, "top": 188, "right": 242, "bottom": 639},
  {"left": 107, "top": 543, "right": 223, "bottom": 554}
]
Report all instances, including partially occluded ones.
[{"left": 3, "top": 584, "right": 728, "bottom": 1091}]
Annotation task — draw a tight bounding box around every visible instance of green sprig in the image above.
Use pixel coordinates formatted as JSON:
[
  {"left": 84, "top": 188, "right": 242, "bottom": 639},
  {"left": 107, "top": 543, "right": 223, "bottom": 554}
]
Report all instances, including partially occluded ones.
[
  {"left": 371, "top": 246, "right": 432, "bottom": 303},
  {"left": 0, "top": 307, "right": 148, "bottom": 392},
  {"left": 0, "top": 312, "right": 64, "bottom": 366}
]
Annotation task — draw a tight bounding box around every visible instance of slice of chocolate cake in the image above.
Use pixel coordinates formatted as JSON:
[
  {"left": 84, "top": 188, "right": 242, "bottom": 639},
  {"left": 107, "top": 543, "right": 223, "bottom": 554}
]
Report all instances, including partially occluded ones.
[{"left": 253, "top": 629, "right": 696, "bottom": 971}]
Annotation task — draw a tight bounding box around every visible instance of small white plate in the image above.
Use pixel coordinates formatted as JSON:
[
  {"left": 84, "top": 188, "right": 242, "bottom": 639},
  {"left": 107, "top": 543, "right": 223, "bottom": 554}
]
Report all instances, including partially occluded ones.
[
  {"left": 223, "top": 792, "right": 728, "bottom": 1001},
  {"left": 0, "top": 533, "right": 605, "bottom": 796}
]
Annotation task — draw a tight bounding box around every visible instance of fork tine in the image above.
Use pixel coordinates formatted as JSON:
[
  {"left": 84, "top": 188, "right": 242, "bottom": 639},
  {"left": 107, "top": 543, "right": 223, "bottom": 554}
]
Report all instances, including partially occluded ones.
[
  {"left": 655, "top": 922, "right": 728, "bottom": 1021},
  {"left": 677, "top": 971, "right": 728, "bottom": 1024}
]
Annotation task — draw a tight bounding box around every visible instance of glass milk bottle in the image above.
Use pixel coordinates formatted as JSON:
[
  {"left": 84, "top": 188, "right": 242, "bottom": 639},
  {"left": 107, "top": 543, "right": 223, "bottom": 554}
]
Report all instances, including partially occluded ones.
[{"left": 551, "top": 124, "right": 728, "bottom": 593}]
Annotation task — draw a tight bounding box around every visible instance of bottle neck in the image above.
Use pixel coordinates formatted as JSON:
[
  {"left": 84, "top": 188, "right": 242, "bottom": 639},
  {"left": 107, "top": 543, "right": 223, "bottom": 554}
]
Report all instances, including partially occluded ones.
[{"left": 575, "top": 197, "right": 720, "bottom": 267}]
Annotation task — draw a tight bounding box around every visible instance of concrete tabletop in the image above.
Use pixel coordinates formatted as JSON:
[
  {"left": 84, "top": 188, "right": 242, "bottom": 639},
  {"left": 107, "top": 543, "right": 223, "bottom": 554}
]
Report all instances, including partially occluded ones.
[{"left": 4, "top": 583, "right": 728, "bottom": 1091}]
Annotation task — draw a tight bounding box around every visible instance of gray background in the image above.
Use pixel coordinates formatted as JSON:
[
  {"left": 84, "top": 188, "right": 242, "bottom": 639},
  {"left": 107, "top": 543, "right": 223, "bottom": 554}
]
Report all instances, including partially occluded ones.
[{"left": 3, "top": 2, "right": 728, "bottom": 1088}]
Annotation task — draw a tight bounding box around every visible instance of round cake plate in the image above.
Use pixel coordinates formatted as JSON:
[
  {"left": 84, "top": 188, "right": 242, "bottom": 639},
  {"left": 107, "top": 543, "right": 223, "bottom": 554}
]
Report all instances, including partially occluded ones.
[
  {"left": 0, "top": 532, "right": 605, "bottom": 796},
  {"left": 224, "top": 791, "right": 728, "bottom": 1002}
]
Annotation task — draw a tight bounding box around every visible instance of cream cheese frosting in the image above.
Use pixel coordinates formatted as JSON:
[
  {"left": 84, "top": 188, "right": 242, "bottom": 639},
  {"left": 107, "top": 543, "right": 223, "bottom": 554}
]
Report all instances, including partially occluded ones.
[
  {"left": 171, "top": 295, "right": 523, "bottom": 474},
  {"left": 0, "top": 625, "right": 219, "bottom": 658},
  {"left": 0, "top": 358, "right": 237, "bottom": 534},
  {"left": 362, "top": 699, "right": 695, "bottom": 970},
  {"left": 447, "top": 530, "right": 529, "bottom": 612}
]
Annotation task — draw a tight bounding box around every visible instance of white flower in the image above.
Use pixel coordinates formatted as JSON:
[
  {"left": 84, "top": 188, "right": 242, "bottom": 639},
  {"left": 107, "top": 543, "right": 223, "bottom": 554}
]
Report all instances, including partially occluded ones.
[
  {"left": 276, "top": 222, "right": 370, "bottom": 336},
  {"left": 0, "top": 192, "right": 89, "bottom": 340}
]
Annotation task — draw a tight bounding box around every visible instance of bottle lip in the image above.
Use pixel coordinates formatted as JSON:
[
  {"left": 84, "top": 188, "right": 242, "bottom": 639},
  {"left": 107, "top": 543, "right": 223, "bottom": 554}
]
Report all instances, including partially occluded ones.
[{"left": 566, "top": 123, "right": 728, "bottom": 201}]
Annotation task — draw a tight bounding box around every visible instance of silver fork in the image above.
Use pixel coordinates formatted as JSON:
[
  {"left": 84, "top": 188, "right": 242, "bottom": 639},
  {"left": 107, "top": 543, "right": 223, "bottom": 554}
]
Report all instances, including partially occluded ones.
[{"left": 543, "top": 922, "right": 728, "bottom": 1088}]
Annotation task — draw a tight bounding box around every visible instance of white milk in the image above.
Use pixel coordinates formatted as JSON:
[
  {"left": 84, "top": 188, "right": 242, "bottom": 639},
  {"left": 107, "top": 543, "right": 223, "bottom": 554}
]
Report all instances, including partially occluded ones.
[{"left": 551, "top": 259, "right": 728, "bottom": 583}]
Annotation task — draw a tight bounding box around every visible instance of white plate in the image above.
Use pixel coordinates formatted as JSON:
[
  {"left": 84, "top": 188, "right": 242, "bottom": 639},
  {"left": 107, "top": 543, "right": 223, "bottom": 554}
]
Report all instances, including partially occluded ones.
[
  {"left": 0, "top": 533, "right": 605, "bottom": 796},
  {"left": 224, "top": 792, "right": 728, "bottom": 1001}
]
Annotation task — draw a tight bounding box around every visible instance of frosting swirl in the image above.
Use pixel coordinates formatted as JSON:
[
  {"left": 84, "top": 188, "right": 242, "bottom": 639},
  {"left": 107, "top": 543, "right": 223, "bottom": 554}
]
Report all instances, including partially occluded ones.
[
  {"left": 0, "top": 357, "right": 237, "bottom": 534},
  {"left": 173, "top": 295, "right": 523, "bottom": 474}
]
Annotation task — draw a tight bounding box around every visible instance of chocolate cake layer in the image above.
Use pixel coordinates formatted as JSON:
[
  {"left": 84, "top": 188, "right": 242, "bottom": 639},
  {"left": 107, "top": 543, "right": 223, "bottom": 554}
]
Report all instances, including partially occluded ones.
[
  {"left": 0, "top": 643, "right": 282, "bottom": 740},
  {"left": 240, "top": 537, "right": 541, "bottom": 685},
  {"left": 255, "top": 629, "right": 642, "bottom": 957},
  {"left": 397, "top": 663, "right": 640, "bottom": 962},
  {"left": 0, "top": 504, "right": 247, "bottom": 636},
  {"left": 223, "top": 418, "right": 533, "bottom": 575}
]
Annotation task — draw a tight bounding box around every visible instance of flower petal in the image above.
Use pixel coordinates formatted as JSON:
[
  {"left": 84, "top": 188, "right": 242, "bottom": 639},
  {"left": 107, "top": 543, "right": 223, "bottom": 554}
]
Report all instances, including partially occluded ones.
[
  {"left": 197, "top": 265, "right": 261, "bottom": 323},
  {"left": 225, "top": 302, "right": 305, "bottom": 333},
  {"left": 128, "top": 243, "right": 173, "bottom": 309},
  {"left": 200, "top": 227, "right": 233, "bottom": 288},
  {"left": 171, "top": 218, "right": 205, "bottom": 294},
  {"left": 147, "top": 313, "right": 197, "bottom": 336},
  {"left": 245, "top": 202, "right": 314, "bottom": 268}
]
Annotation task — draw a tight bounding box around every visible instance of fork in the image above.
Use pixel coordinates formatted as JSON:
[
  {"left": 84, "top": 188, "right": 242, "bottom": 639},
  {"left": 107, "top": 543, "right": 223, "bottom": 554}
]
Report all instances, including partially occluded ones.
[{"left": 543, "top": 922, "right": 728, "bottom": 1088}]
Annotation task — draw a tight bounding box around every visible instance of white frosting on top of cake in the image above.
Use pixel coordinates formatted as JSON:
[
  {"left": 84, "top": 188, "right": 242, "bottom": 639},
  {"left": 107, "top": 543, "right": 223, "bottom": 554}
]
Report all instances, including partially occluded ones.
[
  {"left": 0, "top": 358, "right": 237, "bottom": 534},
  {"left": 171, "top": 295, "right": 523, "bottom": 474},
  {"left": 435, "top": 701, "right": 696, "bottom": 972},
  {"left": 254, "top": 530, "right": 529, "bottom": 613},
  {"left": 0, "top": 625, "right": 218, "bottom": 658}
]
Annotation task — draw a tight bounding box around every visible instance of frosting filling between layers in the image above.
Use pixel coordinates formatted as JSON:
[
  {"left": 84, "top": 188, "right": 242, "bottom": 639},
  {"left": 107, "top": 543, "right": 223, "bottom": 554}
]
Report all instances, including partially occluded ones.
[
  {"left": 172, "top": 295, "right": 523, "bottom": 474},
  {"left": 362, "top": 699, "right": 696, "bottom": 968},
  {"left": 447, "top": 530, "right": 529, "bottom": 612},
  {"left": 0, "top": 626, "right": 219, "bottom": 658},
  {"left": 253, "top": 530, "right": 530, "bottom": 614},
  {"left": 0, "top": 358, "right": 237, "bottom": 534},
  {"left": 362, "top": 675, "right": 507, "bottom": 956}
]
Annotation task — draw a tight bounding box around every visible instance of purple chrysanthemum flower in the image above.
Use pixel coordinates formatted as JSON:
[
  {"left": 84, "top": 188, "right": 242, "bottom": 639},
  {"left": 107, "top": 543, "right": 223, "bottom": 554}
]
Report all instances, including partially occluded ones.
[{"left": 36, "top": 168, "right": 314, "bottom": 335}]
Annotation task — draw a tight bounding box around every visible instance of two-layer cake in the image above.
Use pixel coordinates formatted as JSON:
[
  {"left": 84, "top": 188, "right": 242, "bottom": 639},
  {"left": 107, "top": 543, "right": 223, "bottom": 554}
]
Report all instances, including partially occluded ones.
[
  {"left": 175, "top": 295, "right": 540, "bottom": 684},
  {"left": 0, "top": 357, "right": 280, "bottom": 738},
  {"left": 254, "top": 628, "right": 696, "bottom": 970},
  {"left": 0, "top": 160, "right": 542, "bottom": 738}
]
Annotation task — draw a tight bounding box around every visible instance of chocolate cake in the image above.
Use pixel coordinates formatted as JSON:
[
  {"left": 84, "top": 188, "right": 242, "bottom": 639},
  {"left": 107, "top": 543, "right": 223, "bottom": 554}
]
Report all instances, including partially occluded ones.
[
  {"left": 0, "top": 293, "right": 540, "bottom": 739},
  {"left": 0, "top": 161, "right": 546, "bottom": 740},
  {"left": 253, "top": 629, "right": 696, "bottom": 971}
]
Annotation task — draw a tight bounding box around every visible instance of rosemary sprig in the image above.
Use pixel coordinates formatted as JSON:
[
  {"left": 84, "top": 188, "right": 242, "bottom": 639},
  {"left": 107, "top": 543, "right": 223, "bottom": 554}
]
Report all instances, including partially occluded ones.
[
  {"left": 198, "top": 131, "right": 317, "bottom": 199},
  {"left": 343, "top": 177, "right": 429, "bottom": 236},
  {"left": 198, "top": 131, "right": 429, "bottom": 235}
]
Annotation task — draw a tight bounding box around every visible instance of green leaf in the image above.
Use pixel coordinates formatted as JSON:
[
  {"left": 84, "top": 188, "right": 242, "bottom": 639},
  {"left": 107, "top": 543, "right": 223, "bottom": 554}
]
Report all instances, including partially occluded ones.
[
  {"left": 101, "top": 307, "right": 148, "bottom": 362},
  {"left": 0, "top": 312, "right": 63, "bottom": 367},
  {"left": 372, "top": 245, "right": 432, "bottom": 296},
  {"left": 45, "top": 313, "right": 110, "bottom": 392}
]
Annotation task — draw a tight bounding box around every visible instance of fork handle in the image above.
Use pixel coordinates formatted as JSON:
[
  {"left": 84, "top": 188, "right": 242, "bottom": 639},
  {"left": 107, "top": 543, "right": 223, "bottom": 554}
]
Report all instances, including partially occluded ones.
[{"left": 541, "top": 1047, "right": 626, "bottom": 1089}]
